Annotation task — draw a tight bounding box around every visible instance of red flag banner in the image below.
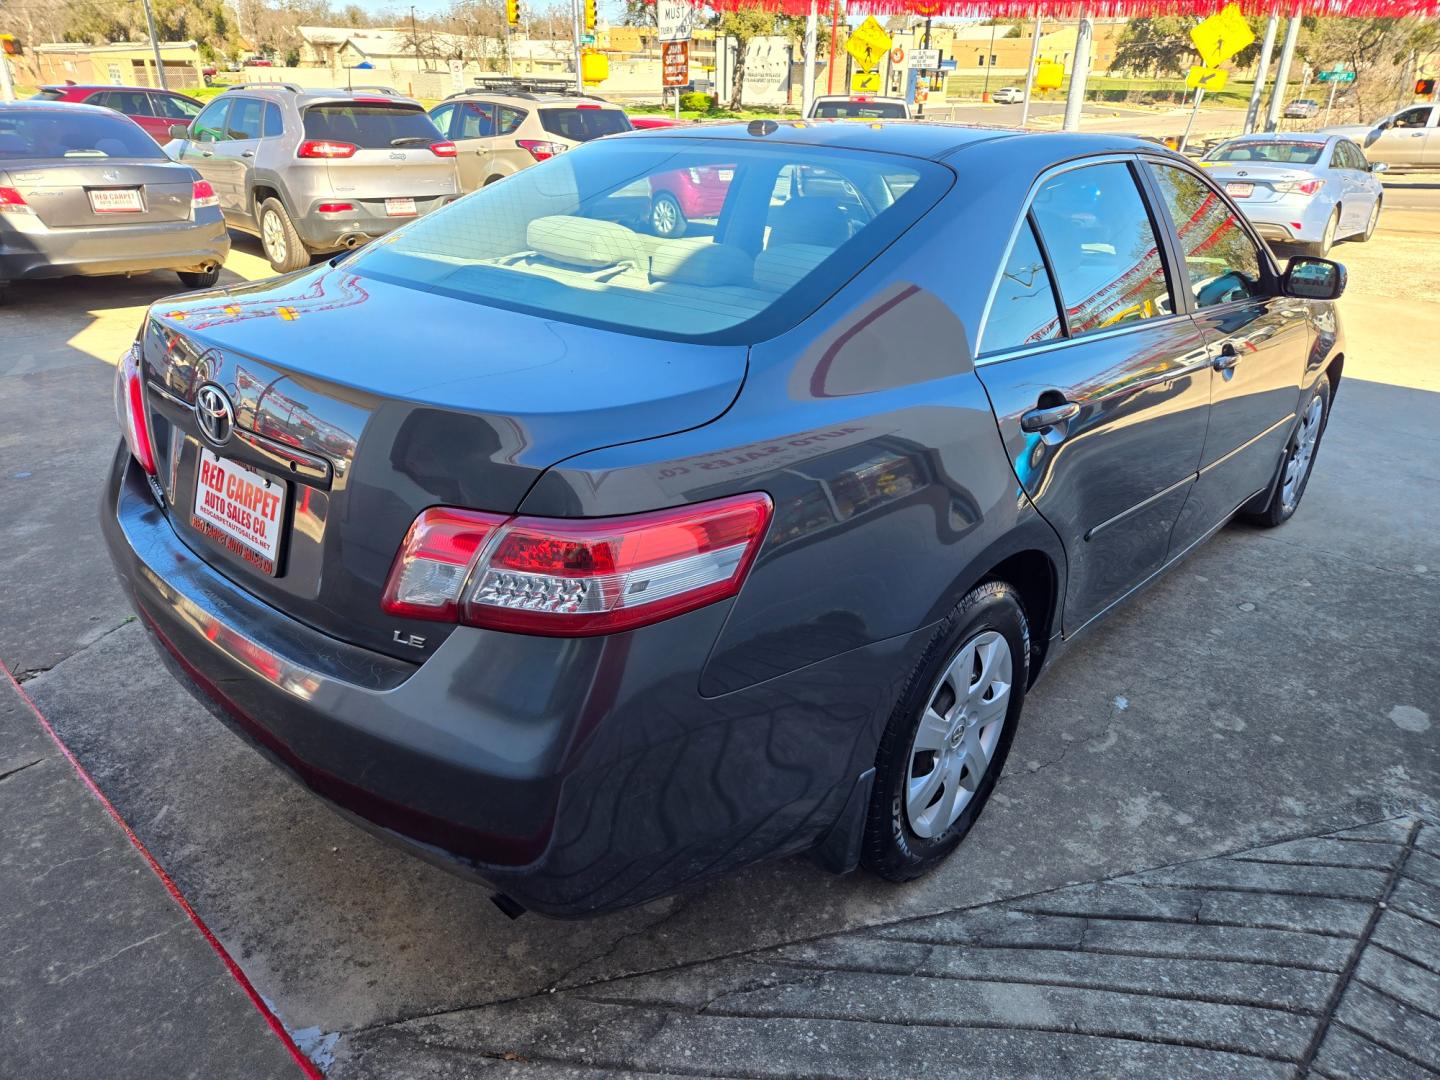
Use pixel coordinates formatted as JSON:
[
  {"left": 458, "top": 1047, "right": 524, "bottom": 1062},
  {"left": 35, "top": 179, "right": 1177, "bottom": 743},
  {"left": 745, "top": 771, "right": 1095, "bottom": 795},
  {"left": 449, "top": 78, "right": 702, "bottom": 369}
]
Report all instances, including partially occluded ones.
[{"left": 696, "top": 0, "right": 1437, "bottom": 17}]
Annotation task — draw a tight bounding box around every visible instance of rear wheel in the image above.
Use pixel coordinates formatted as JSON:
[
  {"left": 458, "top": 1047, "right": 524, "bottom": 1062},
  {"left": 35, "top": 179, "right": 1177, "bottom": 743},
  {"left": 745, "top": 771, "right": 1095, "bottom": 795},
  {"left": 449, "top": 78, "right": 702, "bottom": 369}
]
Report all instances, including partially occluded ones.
[
  {"left": 177, "top": 266, "right": 221, "bottom": 289},
  {"left": 863, "top": 581, "right": 1029, "bottom": 882},
  {"left": 258, "top": 198, "right": 310, "bottom": 274},
  {"left": 1242, "top": 377, "right": 1332, "bottom": 528},
  {"left": 650, "top": 192, "right": 686, "bottom": 238},
  {"left": 1308, "top": 208, "right": 1340, "bottom": 256}
]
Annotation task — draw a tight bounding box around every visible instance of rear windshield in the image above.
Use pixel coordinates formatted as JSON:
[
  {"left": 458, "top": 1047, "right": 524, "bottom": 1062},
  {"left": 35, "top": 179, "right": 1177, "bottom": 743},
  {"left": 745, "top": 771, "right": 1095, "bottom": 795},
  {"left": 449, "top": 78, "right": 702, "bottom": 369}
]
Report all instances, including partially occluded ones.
[
  {"left": 0, "top": 110, "right": 166, "bottom": 160},
  {"left": 349, "top": 137, "right": 948, "bottom": 344},
  {"left": 1209, "top": 140, "right": 1327, "bottom": 165},
  {"left": 812, "top": 100, "right": 908, "bottom": 119},
  {"left": 302, "top": 102, "right": 442, "bottom": 148},
  {"left": 538, "top": 107, "right": 632, "bottom": 142},
  {"left": 33, "top": 89, "right": 65, "bottom": 101}
]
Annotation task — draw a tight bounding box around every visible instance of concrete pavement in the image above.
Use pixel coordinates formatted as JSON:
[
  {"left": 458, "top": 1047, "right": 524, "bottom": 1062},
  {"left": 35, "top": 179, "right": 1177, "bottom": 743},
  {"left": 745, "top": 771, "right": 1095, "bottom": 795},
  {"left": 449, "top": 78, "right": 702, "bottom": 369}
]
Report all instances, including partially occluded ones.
[{"left": 1, "top": 183, "right": 1436, "bottom": 1076}]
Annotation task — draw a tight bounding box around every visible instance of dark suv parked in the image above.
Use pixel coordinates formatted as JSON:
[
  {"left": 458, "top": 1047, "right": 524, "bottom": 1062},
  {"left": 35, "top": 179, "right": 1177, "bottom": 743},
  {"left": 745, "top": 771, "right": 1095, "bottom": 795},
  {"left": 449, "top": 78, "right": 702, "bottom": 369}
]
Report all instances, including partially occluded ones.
[{"left": 102, "top": 122, "right": 1344, "bottom": 917}]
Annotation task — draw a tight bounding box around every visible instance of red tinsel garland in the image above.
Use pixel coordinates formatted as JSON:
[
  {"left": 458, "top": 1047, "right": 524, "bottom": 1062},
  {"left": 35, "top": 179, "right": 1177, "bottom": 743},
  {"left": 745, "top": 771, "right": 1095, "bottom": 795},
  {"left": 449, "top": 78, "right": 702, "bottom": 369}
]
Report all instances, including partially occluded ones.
[{"left": 684, "top": 0, "right": 1438, "bottom": 18}]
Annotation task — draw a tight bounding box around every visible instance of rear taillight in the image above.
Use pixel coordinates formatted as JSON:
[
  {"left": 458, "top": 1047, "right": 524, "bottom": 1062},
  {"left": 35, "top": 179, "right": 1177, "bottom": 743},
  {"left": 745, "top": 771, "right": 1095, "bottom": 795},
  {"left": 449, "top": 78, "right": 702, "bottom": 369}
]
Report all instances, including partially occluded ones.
[
  {"left": 0, "top": 186, "right": 32, "bottom": 215},
  {"left": 191, "top": 179, "right": 219, "bottom": 209},
  {"left": 1277, "top": 179, "right": 1325, "bottom": 196},
  {"left": 316, "top": 202, "right": 356, "bottom": 214},
  {"left": 429, "top": 141, "right": 457, "bottom": 157},
  {"left": 297, "top": 139, "right": 358, "bottom": 159},
  {"left": 113, "top": 343, "right": 157, "bottom": 476},
  {"left": 516, "top": 139, "right": 567, "bottom": 162},
  {"left": 382, "top": 494, "right": 773, "bottom": 636}
]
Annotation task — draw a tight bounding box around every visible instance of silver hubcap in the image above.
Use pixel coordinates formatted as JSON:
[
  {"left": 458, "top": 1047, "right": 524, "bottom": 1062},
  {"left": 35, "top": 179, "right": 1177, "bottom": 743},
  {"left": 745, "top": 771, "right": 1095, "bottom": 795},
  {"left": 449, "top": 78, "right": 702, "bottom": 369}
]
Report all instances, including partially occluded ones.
[
  {"left": 262, "top": 211, "right": 286, "bottom": 263},
  {"left": 906, "top": 630, "right": 1013, "bottom": 839},
  {"left": 1282, "top": 394, "right": 1324, "bottom": 509},
  {"left": 1322, "top": 212, "right": 1337, "bottom": 250},
  {"left": 652, "top": 198, "right": 678, "bottom": 235}
]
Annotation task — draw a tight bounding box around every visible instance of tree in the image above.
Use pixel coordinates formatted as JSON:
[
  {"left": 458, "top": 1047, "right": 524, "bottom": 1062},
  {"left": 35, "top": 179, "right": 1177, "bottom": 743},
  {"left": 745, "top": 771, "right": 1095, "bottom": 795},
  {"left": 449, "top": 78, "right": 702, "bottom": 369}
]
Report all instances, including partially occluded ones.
[
  {"left": 719, "top": 6, "right": 775, "bottom": 111},
  {"left": 1111, "top": 17, "right": 1198, "bottom": 78},
  {"left": 1300, "top": 16, "right": 1440, "bottom": 120},
  {"left": 622, "top": 0, "right": 657, "bottom": 27}
]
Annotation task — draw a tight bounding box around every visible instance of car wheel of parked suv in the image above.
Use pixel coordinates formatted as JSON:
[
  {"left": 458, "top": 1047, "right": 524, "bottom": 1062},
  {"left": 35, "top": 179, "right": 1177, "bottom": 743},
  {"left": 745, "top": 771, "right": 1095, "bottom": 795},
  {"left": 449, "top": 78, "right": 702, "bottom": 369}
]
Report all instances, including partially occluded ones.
[
  {"left": 651, "top": 192, "right": 686, "bottom": 238},
  {"left": 259, "top": 197, "right": 310, "bottom": 273},
  {"left": 177, "top": 267, "right": 221, "bottom": 289},
  {"left": 863, "top": 581, "right": 1029, "bottom": 882},
  {"left": 1243, "top": 377, "right": 1332, "bottom": 528}
]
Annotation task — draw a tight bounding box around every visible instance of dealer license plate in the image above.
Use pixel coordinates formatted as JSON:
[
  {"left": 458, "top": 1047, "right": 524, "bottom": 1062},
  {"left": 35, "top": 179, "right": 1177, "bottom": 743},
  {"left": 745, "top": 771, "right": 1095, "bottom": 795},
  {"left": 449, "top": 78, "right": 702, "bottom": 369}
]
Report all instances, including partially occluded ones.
[
  {"left": 717, "top": 169, "right": 735, "bottom": 181},
  {"left": 89, "top": 188, "right": 144, "bottom": 213},
  {"left": 386, "top": 197, "right": 417, "bottom": 217},
  {"left": 1226, "top": 182, "right": 1254, "bottom": 198},
  {"left": 191, "top": 448, "right": 287, "bottom": 575}
]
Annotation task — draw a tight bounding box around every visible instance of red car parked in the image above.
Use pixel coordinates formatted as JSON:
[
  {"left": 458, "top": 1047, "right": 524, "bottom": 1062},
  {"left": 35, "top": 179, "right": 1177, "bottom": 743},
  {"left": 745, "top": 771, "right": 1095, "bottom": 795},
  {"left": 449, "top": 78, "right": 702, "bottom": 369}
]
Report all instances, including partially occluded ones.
[
  {"left": 33, "top": 85, "right": 204, "bottom": 145},
  {"left": 648, "top": 163, "right": 734, "bottom": 238}
]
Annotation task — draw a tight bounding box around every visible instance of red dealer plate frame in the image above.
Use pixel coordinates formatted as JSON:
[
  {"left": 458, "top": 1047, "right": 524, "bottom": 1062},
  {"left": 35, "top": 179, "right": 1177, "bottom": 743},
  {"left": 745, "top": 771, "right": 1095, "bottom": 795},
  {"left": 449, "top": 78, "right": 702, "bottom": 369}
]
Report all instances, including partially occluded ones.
[
  {"left": 1226, "top": 182, "right": 1254, "bottom": 198},
  {"left": 191, "top": 448, "right": 288, "bottom": 576}
]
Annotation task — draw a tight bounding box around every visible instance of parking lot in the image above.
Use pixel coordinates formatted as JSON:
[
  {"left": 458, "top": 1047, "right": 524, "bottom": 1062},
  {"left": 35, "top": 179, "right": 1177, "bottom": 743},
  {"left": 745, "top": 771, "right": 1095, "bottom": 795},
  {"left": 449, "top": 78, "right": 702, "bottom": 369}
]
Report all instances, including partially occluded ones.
[{"left": 3, "top": 170, "right": 1439, "bottom": 1078}]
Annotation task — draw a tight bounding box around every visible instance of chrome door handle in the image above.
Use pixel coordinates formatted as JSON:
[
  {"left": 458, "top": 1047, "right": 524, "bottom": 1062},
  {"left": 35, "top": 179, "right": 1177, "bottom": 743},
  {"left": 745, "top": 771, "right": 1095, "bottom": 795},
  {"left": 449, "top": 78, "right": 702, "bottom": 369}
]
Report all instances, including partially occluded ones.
[
  {"left": 241, "top": 150, "right": 254, "bottom": 158},
  {"left": 199, "top": 150, "right": 213, "bottom": 157},
  {"left": 1212, "top": 342, "right": 1240, "bottom": 372},
  {"left": 1020, "top": 401, "right": 1080, "bottom": 433}
]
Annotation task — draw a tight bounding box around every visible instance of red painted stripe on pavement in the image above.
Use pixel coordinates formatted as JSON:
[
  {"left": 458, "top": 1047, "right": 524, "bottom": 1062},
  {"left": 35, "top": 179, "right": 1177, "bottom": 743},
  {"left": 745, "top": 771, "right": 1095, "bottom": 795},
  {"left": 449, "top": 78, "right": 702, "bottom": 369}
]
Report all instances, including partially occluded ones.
[{"left": 2, "top": 661, "right": 324, "bottom": 1080}]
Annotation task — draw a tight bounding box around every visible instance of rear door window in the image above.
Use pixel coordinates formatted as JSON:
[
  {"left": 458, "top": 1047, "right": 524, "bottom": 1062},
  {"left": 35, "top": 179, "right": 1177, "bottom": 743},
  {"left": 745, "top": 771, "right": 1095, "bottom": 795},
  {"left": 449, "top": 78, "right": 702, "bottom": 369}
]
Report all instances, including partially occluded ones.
[
  {"left": 263, "top": 102, "right": 284, "bottom": 138},
  {"left": 1029, "top": 161, "right": 1173, "bottom": 336},
  {"left": 538, "top": 107, "right": 631, "bottom": 142},
  {"left": 1148, "top": 163, "right": 1265, "bottom": 309},
  {"left": 151, "top": 93, "right": 202, "bottom": 120},
  {"left": 456, "top": 101, "right": 495, "bottom": 138},
  {"left": 983, "top": 219, "right": 1064, "bottom": 353},
  {"left": 225, "top": 97, "right": 265, "bottom": 140},
  {"left": 302, "top": 102, "right": 442, "bottom": 147}
]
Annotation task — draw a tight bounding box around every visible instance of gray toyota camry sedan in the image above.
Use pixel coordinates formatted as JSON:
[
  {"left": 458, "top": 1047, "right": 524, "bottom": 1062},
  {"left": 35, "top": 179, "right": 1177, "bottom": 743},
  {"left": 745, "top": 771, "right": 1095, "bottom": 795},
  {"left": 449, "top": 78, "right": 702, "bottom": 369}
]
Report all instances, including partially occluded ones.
[
  {"left": 102, "top": 121, "right": 1345, "bottom": 917},
  {"left": 0, "top": 100, "right": 229, "bottom": 299}
]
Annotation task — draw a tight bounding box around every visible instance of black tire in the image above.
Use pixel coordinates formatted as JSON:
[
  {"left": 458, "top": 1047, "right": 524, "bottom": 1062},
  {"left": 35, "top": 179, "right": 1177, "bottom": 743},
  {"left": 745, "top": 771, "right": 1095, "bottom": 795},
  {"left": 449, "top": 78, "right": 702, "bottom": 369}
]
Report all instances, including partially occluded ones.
[
  {"left": 258, "top": 197, "right": 310, "bottom": 274},
  {"left": 484, "top": 174, "right": 505, "bottom": 186},
  {"left": 176, "top": 266, "right": 221, "bottom": 289},
  {"left": 862, "top": 581, "right": 1030, "bottom": 883},
  {"left": 650, "top": 192, "right": 687, "bottom": 238},
  {"left": 1360, "top": 198, "right": 1381, "bottom": 242},
  {"left": 1242, "top": 376, "right": 1332, "bottom": 528},
  {"left": 1307, "top": 208, "right": 1340, "bottom": 257}
]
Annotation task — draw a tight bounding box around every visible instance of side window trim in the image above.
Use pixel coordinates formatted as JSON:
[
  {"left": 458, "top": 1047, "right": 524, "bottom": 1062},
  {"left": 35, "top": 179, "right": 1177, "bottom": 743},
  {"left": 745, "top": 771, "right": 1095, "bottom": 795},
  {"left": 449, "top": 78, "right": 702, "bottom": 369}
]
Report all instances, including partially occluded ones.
[
  {"left": 1025, "top": 209, "right": 1069, "bottom": 338},
  {"left": 977, "top": 153, "right": 1189, "bottom": 362},
  {"left": 1140, "top": 154, "right": 1281, "bottom": 305}
]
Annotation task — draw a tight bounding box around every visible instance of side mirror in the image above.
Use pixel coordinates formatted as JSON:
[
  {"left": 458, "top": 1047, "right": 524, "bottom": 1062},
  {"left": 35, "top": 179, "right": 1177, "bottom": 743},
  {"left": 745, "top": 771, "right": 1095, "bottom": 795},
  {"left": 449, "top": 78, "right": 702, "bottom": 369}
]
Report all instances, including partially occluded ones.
[
  {"left": 1370, "top": 161, "right": 1389, "bottom": 173},
  {"left": 170, "top": 123, "right": 192, "bottom": 140},
  {"left": 1283, "top": 256, "right": 1346, "bottom": 300}
]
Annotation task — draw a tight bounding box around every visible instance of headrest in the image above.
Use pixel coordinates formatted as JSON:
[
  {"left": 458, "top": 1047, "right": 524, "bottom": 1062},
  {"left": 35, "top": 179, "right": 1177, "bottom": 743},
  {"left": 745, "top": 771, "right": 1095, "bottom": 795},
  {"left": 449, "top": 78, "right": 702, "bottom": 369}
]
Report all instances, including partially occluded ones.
[
  {"left": 649, "top": 241, "right": 751, "bottom": 286},
  {"left": 527, "top": 215, "right": 649, "bottom": 270},
  {"left": 754, "top": 244, "right": 831, "bottom": 293}
]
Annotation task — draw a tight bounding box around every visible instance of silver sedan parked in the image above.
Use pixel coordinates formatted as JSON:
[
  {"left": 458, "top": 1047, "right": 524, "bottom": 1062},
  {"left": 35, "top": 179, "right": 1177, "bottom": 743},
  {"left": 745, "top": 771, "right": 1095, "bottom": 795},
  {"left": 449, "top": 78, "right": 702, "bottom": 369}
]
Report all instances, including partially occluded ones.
[
  {"left": 1201, "top": 132, "right": 1385, "bottom": 255},
  {"left": 0, "top": 100, "right": 229, "bottom": 301}
]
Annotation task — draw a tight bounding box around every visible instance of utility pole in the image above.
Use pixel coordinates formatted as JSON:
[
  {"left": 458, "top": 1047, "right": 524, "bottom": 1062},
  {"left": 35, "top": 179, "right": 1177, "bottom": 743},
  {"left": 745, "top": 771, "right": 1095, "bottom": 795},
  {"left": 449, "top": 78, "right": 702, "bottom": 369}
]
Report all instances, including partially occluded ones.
[
  {"left": 1061, "top": 9, "right": 1091, "bottom": 131},
  {"left": 1019, "top": 15, "right": 1042, "bottom": 127},
  {"left": 1243, "top": 13, "right": 1278, "bottom": 134},
  {"left": 570, "top": 0, "right": 582, "bottom": 94},
  {"left": 1264, "top": 9, "right": 1301, "bottom": 132},
  {"left": 801, "top": 0, "right": 817, "bottom": 117},
  {"left": 140, "top": 0, "right": 169, "bottom": 90},
  {"left": 982, "top": 19, "right": 997, "bottom": 100}
]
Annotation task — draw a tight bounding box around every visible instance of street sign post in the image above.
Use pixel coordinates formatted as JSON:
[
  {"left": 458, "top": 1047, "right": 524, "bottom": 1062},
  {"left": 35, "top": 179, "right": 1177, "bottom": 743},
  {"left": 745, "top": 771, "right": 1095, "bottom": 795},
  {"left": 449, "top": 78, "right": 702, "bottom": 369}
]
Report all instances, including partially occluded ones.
[
  {"left": 1180, "top": 66, "right": 1229, "bottom": 153},
  {"left": 663, "top": 39, "right": 689, "bottom": 118},
  {"left": 1316, "top": 69, "right": 1356, "bottom": 82},
  {"left": 910, "top": 47, "right": 940, "bottom": 70}
]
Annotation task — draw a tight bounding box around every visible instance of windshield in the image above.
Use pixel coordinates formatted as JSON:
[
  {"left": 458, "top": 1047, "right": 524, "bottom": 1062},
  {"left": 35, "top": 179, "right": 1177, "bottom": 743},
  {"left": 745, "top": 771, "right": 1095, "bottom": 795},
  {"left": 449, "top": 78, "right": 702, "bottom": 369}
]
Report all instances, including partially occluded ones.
[
  {"left": 538, "top": 107, "right": 632, "bottom": 142},
  {"left": 813, "top": 100, "right": 908, "bottom": 119},
  {"left": 1209, "top": 140, "right": 1327, "bottom": 165},
  {"left": 0, "top": 110, "right": 166, "bottom": 160},
  {"left": 302, "top": 102, "right": 442, "bottom": 147},
  {"left": 350, "top": 137, "right": 948, "bottom": 344}
]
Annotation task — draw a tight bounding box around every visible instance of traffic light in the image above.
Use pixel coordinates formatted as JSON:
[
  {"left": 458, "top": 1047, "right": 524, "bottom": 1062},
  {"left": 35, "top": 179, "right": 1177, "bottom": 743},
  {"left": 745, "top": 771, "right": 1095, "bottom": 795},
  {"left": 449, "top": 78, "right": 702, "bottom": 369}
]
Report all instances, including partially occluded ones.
[
  {"left": 1, "top": 34, "right": 20, "bottom": 56},
  {"left": 1417, "top": 78, "right": 1436, "bottom": 96},
  {"left": 583, "top": 0, "right": 596, "bottom": 34},
  {"left": 506, "top": 0, "right": 519, "bottom": 28}
]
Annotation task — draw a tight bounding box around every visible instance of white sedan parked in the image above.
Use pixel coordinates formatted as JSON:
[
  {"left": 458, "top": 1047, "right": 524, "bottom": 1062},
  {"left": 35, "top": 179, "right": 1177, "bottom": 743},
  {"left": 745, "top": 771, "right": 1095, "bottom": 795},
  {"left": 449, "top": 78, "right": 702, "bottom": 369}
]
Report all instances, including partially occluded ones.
[{"left": 1200, "top": 132, "right": 1386, "bottom": 255}]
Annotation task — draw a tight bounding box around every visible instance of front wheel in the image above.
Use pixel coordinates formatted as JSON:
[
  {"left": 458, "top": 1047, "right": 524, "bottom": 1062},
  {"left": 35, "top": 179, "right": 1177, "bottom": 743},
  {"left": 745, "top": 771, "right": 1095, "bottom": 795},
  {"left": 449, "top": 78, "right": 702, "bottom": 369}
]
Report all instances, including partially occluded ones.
[
  {"left": 258, "top": 197, "right": 310, "bottom": 274},
  {"left": 1242, "top": 377, "right": 1332, "bottom": 528},
  {"left": 650, "top": 192, "right": 686, "bottom": 238},
  {"left": 863, "top": 581, "right": 1029, "bottom": 882}
]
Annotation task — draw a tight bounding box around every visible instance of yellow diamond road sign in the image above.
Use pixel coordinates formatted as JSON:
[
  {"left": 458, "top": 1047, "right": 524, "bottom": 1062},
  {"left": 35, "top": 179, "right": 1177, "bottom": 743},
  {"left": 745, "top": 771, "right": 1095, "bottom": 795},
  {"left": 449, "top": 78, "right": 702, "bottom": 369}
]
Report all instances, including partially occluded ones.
[
  {"left": 1189, "top": 4, "right": 1255, "bottom": 69},
  {"left": 846, "top": 16, "right": 892, "bottom": 73},
  {"left": 1186, "top": 66, "right": 1229, "bottom": 91}
]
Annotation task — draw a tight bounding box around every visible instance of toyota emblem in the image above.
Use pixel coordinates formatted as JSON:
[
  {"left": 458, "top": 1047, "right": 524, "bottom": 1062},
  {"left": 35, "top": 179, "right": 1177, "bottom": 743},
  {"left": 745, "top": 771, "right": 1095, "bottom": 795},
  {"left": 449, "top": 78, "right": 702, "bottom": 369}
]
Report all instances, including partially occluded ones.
[{"left": 194, "top": 384, "right": 235, "bottom": 445}]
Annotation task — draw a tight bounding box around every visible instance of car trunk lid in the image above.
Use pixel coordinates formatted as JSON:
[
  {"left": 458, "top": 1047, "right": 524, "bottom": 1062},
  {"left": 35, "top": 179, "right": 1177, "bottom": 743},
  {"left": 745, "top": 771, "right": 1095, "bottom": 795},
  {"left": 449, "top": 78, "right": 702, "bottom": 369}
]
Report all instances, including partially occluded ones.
[
  {"left": 1204, "top": 162, "right": 1322, "bottom": 204},
  {"left": 3, "top": 158, "right": 196, "bottom": 227},
  {"left": 138, "top": 265, "right": 747, "bottom": 661}
]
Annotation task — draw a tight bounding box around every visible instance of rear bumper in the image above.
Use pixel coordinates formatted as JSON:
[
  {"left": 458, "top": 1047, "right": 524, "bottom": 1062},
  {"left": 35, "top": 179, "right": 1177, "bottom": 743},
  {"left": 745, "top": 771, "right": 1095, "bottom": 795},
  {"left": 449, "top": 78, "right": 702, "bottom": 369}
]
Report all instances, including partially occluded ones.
[
  {"left": 294, "top": 194, "right": 458, "bottom": 252},
  {"left": 101, "top": 446, "right": 912, "bottom": 916},
  {"left": 1231, "top": 197, "right": 1334, "bottom": 243},
  {"left": 0, "top": 214, "right": 229, "bottom": 281}
]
